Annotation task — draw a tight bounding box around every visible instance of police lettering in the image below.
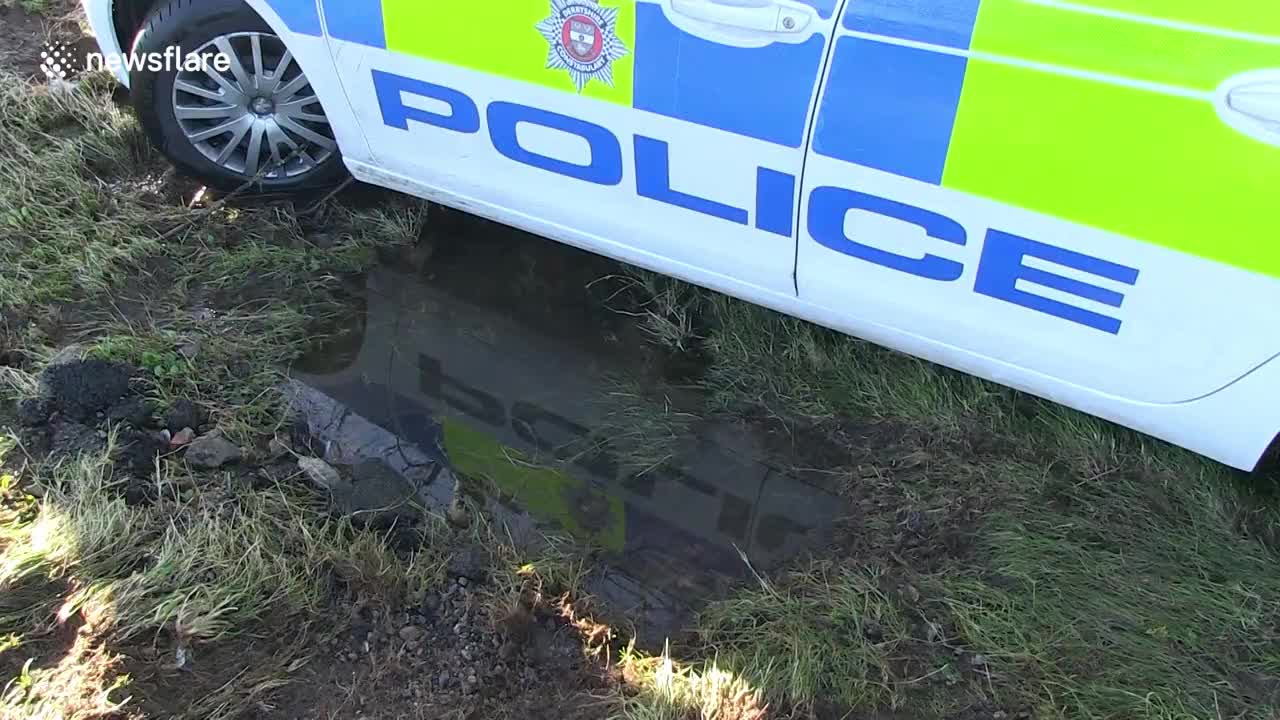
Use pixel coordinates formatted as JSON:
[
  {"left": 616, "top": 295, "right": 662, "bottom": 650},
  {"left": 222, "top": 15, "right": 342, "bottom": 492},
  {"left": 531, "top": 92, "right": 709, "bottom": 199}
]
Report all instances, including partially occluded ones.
[{"left": 373, "top": 70, "right": 1138, "bottom": 334}]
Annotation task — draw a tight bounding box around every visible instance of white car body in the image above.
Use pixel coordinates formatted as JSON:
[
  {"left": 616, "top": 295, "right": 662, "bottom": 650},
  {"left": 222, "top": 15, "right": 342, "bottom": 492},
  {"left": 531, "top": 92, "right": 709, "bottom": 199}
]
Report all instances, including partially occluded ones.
[{"left": 82, "top": 0, "right": 1280, "bottom": 470}]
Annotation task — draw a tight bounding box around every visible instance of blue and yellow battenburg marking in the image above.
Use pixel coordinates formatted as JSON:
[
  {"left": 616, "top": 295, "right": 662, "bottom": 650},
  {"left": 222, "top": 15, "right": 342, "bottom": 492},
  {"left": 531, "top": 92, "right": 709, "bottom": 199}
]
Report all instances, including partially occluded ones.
[
  {"left": 264, "top": 0, "right": 1280, "bottom": 280},
  {"left": 812, "top": 0, "right": 1280, "bottom": 281}
]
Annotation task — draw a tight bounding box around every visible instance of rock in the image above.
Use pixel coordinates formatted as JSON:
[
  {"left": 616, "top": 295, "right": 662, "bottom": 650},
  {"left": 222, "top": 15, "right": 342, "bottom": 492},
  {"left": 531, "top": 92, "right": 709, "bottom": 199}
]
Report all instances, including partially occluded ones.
[
  {"left": 338, "top": 459, "right": 421, "bottom": 528},
  {"left": 41, "top": 359, "right": 133, "bottom": 421},
  {"left": 993, "top": 712, "right": 1007, "bottom": 720},
  {"left": 164, "top": 400, "right": 207, "bottom": 434},
  {"left": 970, "top": 654, "right": 989, "bottom": 667},
  {"left": 398, "top": 626, "right": 424, "bottom": 642},
  {"left": 17, "top": 397, "right": 50, "bottom": 427},
  {"left": 170, "top": 427, "right": 196, "bottom": 448},
  {"left": 184, "top": 432, "right": 241, "bottom": 469},
  {"left": 299, "top": 457, "right": 346, "bottom": 493},
  {"left": 106, "top": 398, "right": 153, "bottom": 428},
  {"left": 437, "top": 671, "right": 450, "bottom": 687},
  {"left": 50, "top": 422, "right": 105, "bottom": 458}
]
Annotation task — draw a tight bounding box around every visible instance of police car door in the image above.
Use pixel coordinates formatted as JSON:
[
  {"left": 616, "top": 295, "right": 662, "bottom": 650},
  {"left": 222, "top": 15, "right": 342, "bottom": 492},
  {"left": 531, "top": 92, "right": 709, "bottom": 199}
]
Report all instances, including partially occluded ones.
[
  {"left": 797, "top": 0, "right": 1280, "bottom": 404},
  {"left": 320, "top": 0, "right": 844, "bottom": 298}
]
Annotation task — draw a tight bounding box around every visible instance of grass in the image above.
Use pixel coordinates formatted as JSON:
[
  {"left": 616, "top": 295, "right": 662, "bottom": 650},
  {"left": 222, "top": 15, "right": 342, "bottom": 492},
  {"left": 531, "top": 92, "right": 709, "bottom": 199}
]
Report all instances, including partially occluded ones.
[
  {"left": 0, "top": 70, "right": 452, "bottom": 717},
  {"left": 0, "top": 68, "right": 429, "bottom": 440},
  {"left": 0, "top": 430, "right": 449, "bottom": 717},
  {"left": 1, "top": 38, "right": 1278, "bottom": 720},
  {"left": 602, "top": 271, "right": 1280, "bottom": 719}
]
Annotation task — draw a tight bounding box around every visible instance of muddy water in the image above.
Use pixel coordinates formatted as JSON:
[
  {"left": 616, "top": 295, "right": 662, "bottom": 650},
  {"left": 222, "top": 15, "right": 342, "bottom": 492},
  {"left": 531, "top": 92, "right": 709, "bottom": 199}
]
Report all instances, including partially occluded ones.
[{"left": 293, "top": 214, "right": 841, "bottom": 640}]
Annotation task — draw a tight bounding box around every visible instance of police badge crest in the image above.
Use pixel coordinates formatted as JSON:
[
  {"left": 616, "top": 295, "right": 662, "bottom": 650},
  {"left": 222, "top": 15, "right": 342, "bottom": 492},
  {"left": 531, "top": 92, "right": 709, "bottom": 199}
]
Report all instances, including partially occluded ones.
[{"left": 536, "top": 0, "right": 628, "bottom": 93}]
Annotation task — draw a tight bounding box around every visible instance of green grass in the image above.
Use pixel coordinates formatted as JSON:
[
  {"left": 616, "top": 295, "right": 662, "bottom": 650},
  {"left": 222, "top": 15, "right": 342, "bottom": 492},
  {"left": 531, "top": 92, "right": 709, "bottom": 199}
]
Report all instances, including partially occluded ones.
[
  {"left": 0, "top": 434, "right": 448, "bottom": 717},
  {"left": 0, "top": 0, "right": 53, "bottom": 14},
  {"left": 0, "top": 69, "right": 428, "bottom": 440},
  {"left": 0, "top": 70, "right": 450, "bottom": 718},
  {"left": 611, "top": 270, "right": 1280, "bottom": 719}
]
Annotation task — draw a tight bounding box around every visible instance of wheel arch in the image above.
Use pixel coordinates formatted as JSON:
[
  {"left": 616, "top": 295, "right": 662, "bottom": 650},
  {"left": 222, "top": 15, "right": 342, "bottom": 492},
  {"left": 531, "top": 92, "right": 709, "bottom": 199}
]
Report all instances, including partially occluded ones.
[{"left": 98, "top": 0, "right": 328, "bottom": 83}]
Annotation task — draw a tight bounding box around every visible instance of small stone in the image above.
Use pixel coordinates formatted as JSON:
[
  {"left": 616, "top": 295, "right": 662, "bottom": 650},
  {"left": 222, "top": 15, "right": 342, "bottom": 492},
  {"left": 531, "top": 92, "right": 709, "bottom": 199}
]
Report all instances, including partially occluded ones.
[
  {"left": 346, "top": 652, "right": 358, "bottom": 661},
  {"left": 453, "top": 622, "right": 465, "bottom": 635},
  {"left": 461, "top": 647, "right": 474, "bottom": 661},
  {"left": 971, "top": 654, "right": 989, "bottom": 667},
  {"left": 993, "top": 712, "right": 1007, "bottom": 720},
  {"left": 398, "top": 626, "right": 424, "bottom": 642},
  {"left": 299, "top": 456, "right": 345, "bottom": 492},
  {"left": 184, "top": 432, "right": 241, "bottom": 469},
  {"left": 457, "top": 576, "right": 469, "bottom": 588},
  {"left": 170, "top": 427, "right": 196, "bottom": 448},
  {"left": 437, "top": 671, "right": 450, "bottom": 687}
]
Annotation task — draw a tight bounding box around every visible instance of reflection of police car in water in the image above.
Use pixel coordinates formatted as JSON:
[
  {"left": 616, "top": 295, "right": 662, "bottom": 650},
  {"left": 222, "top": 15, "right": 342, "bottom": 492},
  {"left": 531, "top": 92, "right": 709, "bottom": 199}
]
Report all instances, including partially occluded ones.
[
  {"left": 294, "top": 266, "right": 843, "bottom": 595},
  {"left": 87, "top": 0, "right": 1280, "bottom": 470}
]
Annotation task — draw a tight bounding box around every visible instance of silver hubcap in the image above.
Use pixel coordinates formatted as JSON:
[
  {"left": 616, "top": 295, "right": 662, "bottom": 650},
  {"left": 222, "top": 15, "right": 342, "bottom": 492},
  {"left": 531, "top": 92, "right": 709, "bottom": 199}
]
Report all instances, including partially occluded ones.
[{"left": 172, "top": 32, "right": 336, "bottom": 179}]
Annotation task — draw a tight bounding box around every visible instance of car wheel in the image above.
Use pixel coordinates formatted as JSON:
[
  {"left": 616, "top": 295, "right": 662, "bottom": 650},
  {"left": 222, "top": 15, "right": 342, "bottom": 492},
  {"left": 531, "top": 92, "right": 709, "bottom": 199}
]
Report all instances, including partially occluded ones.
[{"left": 129, "top": 0, "right": 346, "bottom": 194}]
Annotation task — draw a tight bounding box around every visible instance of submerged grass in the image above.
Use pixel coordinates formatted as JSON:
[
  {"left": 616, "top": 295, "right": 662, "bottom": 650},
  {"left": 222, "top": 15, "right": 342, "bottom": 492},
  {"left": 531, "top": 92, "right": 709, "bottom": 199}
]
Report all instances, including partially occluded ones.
[{"left": 611, "top": 268, "right": 1280, "bottom": 718}]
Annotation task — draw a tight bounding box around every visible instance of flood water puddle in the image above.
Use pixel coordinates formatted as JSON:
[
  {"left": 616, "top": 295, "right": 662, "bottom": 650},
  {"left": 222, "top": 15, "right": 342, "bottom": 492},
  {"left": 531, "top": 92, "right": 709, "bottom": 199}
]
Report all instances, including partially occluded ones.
[{"left": 292, "top": 214, "right": 843, "bottom": 639}]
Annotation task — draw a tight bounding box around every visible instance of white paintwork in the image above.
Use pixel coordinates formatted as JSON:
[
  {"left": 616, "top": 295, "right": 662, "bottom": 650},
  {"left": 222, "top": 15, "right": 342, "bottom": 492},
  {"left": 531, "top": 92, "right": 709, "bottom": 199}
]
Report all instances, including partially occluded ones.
[
  {"left": 328, "top": 41, "right": 811, "bottom": 297},
  {"left": 81, "top": 0, "right": 129, "bottom": 86},
  {"left": 345, "top": 157, "right": 1280, "bottom": 470},
  {"left": 81, "top": 0, "right": 1280, "bottom": 470},
  {"left": 797, "top": 153, "right": 1280, "bottom": 404}
]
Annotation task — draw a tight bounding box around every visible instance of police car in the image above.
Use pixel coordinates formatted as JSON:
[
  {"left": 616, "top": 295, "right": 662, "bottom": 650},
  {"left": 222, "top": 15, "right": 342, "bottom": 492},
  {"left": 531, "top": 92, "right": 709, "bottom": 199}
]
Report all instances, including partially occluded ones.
[{"left": 84, "top": 0, "right": 1280, "bottom": 470}]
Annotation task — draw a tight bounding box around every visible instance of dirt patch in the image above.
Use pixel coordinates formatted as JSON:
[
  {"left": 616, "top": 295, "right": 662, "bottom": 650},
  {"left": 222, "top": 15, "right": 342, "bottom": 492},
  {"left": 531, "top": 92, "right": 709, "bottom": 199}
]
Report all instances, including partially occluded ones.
[
  {"left": 112, "top": 590, "right": 614, "bottom": 720},
  {"left": 0, "top": 1, "right": 90, "bottom": 80}
]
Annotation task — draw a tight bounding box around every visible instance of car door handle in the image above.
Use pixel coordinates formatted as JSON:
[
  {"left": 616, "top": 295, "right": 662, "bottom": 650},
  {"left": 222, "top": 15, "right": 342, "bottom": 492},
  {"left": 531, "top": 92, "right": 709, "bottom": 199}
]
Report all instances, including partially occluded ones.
[{"left": 669, "top": 0, "right": 812, "bottom": 33}]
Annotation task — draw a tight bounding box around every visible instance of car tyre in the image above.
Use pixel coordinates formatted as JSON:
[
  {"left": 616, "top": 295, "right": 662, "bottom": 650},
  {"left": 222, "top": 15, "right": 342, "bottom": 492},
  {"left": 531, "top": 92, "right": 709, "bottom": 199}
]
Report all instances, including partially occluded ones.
[{"left": 129, "top": 0, "right": 347, "bottom": 194}]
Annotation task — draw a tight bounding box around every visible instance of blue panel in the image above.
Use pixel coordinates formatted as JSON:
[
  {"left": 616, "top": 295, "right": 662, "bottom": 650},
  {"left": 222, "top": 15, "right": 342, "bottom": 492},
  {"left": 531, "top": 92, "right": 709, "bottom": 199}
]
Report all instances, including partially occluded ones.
[
  {"left": 843, "top": 0, "right": 981, "bottom": 49},
  {"left": 804, "top": 0, "right": 840, "bottom": 19},
  {"left": 324, "top": 0, "right": 387, "bottom": 48},
  {"left": 262, "top": 0, "right": 322, "bottom": 37},
  {"left": 813, "top": 37, "right": 966, "bottom": 184},
  {"left": 633, "top": 3, "right": 826, "bottom": 148}
]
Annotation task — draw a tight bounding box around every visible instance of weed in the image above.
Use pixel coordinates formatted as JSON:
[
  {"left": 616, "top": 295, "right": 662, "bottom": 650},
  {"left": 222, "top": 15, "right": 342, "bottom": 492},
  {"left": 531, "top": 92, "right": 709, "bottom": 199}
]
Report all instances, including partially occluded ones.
[{"left": 615, "top": 643, "right": 768, "bottom": 720}]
